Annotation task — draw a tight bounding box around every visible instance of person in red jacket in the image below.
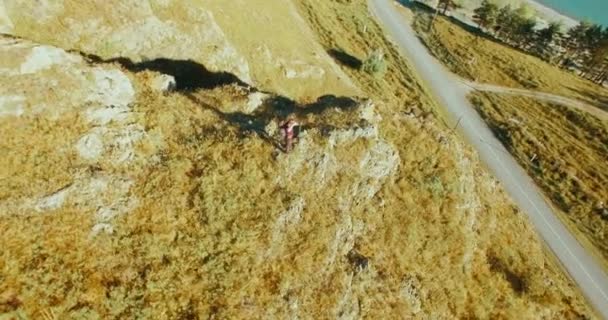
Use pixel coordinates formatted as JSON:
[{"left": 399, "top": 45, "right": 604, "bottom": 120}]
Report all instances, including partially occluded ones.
[{"left": 280, "top": 119, "right": 299, "bottom": 153}]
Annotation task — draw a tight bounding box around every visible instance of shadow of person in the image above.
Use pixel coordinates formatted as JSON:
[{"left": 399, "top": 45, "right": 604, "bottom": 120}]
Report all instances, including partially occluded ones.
[
  {"left": 184, "top": 93, "right": 283, "bottom": 150},
  {"left": 185, "top": 93, "right": 360, "bottom": 151},
  {"left": 76, "top": 50, "right": 361, "bottom": 151}
]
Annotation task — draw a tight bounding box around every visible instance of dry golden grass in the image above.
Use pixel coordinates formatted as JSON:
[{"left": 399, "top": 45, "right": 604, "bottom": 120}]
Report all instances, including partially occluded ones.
[
  {"left": 413, "top": 14, "right": 608, "bottom": 111},
  {"left": 471, "top": 92, "right": 608, "bottom": 263},
  {"left": 0, "top": 0, "right": 599, "bottom": 318},
  {"left": 1, "top": 78, "right": 595, "bottom": 318},
  {"left": 407, "top": 6, "right": 608, "bottom": 266},
  {"left": 0, "top": 112, "right": 85, "bottom": 201}
]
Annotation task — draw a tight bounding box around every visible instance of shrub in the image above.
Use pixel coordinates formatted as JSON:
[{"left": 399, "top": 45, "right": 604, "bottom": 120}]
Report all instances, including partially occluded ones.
[{"left": 362, "top": 49, "right": 387, "bottom": 77}]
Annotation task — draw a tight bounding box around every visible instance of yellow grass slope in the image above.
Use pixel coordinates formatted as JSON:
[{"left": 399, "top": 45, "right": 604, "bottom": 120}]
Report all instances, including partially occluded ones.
[
  {"left": 472, "top": 92, "right": 608, "bottom": 264},
  {"left": 414, "top": 16, "right": 608, "bottom": 111},
  {"left": 410, "top": 7, "right": 608, "bottom": 266},
  {"left": 0, "top": 0, "right": 598, "bottom": 318}
]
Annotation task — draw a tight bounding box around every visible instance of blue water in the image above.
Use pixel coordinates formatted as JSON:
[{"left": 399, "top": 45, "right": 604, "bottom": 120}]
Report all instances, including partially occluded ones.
[{"left": 535, "top": 0, "right": 608, "bottom": 26}]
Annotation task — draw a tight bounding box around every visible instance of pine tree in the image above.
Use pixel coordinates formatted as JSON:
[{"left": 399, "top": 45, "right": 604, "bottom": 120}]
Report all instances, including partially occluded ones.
[
  {"left": 437, "top": 0, "right": 460, "bottom": 15},
  {"left": 535, "top": 22, "right": 563, "bottom": 60},
  {"left": 472, "top": 0, "right": 499, "bottom": 31},
  {"left": 494, "top": 5, "right": 515, "bottom": 41}
]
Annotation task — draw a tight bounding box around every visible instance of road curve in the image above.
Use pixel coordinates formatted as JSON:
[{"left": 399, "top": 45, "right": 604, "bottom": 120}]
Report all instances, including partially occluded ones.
[
  {"left": 462, "top": 81, "right": 608, "bottom": 122},
  {"left": 368, "top": 0, "right": 608, "bottom": 317}
]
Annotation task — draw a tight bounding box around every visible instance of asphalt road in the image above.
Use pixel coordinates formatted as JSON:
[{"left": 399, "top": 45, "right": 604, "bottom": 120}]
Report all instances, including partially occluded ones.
[{"left": 369, "top": 0, "right": 608, "bottom": 317}]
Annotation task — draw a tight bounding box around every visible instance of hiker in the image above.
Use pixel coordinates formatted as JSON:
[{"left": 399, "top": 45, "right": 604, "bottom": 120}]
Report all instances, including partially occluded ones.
[{"left": 280, "top": 119, "right": 299, "bottom": 153}]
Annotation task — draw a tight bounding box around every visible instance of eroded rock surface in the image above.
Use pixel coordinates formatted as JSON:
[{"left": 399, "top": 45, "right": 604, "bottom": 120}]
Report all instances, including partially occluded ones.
[
  {"left": 2, "top": 0, "right": 251, "bottom": 83},
  {"left": 0, "top": 38, "right": 151, "bottom": 234}
]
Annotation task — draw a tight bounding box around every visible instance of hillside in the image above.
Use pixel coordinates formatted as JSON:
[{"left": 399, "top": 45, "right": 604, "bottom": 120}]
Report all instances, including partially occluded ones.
[
  {"left": 0, "top": 0, "right": 597, "bottom": 318},
  {"left": 472, "top": 92, "right": 608, "bottom": 263},
  {"left": 408, "top": 4, "right": 608, "bottom": 268},
  {"left": 412, "top": 15, "right": 608, "bottom": 111}
]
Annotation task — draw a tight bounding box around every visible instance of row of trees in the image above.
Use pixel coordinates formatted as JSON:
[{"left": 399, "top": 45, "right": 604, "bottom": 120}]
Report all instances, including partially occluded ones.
[{"left": 435, "top": 0, "right": 608, "bottom": 84}]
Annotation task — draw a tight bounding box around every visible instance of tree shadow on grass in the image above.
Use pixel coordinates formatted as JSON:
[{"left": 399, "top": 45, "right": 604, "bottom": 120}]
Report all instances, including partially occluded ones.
[
  {"left": 486, "top": 122, "right": 513, "bottom": 150},
  {"left": 328, "top": 48, "right": 362, "bottom": 70},
  {"left": 185, "top": 92, "right": 283, "bottom": 149},
  {"left": 403, "top": 0, "right": 488, "bottom": 39},
  {"left": 488, "top": 254, "right": 527, "bottom": 295},
  {"left": 396, "top": 0, "right": 415, "bottom": 9}
]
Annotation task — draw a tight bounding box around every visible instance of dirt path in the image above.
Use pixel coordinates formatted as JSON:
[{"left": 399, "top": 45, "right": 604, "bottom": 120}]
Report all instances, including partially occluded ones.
[
  {"left": 369, "top": 0, "right": 608, "bottom": 316},
  {"left": 462, "top": 81, "right": 608, "bottom": 122}
]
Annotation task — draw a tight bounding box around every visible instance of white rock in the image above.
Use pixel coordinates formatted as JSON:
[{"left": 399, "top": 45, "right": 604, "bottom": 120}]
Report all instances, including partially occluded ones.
[
  {"left": 76, "top": 125, "right": 145, "bottom": 165},
  {"left": 82, "top": 176, "right": 109, "bottom": 197},
  {"left": 277, "top": 197, "right": 305, "bottom": 228},
  {"left": 97, "top": 207, "right": 118, "bottom": 222},
  {"left": 86, "top": 105, "right": 130, "bottom": 125},
  {"left": 264, "top": 121, "right": 278, "bottom": 137},
  {"left": 311, "top": 152, "right": 338, "bottom": 186},
  {"left": 151, "top": 74, "right": 176, "bottom": 93},
  {"left": 87, "top": 68, "right": 135, "bottom": 107},
  {"left": 91, "top": 223, "right": 114, "bottom": 236},
  {"left": 328, "top": 126, "right": 378, "bottom": 148},
  {"left": 110, "top": 124, "right": 145, "bottom": 164},
  {"left": 76, "top": 132, "right": 104, "bottom": 160},
  {"left": 72, "top": 175, "right": 138, "bottom": 228},
  {"left": 245, "top": 91, "right": 268, "bottom": 113},
  {"left": 285, "top": 69, "right": 298, "bottom": 79},
  {"left": 400, "top": 276, "right": 422, "bottom": 314},
  {"left": 20, "top": 45, "right": 80, "bottom": 74},
  {"left": 0, "top": 95, "right": 25, "bottom": 117},
  {"left": 359, "top": 100, "right": 381, "bottom": 124},
  {"left": 35, "top": 187, "right": 71, "bottom": 212},
  {"left": 358, "top": 141, "right": 400, "bottom": 199},
  {"left": 360, "top": 141, "right": 399, "bottom": 180}
]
